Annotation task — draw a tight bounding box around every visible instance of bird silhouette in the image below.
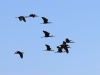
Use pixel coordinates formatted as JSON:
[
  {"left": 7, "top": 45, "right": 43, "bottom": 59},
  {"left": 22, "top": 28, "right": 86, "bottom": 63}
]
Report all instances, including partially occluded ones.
[
  {"left": 63, "top": 46, "right": 70, "bottom": 53},
  {"left": 55, "top": 46, "right": 64, "bottom": 53},
  {"left": 60, "top": 41, "right": 69, "bottom": 48},
  {"left": 15, "top": 16, "right": 28, "bottom": 22},
  {"left": 28, "top": 14, "right": 38, "bottom": 18},
  {"left": 41, "top": 17, "right": 52, "bottom": 24},
  {"left": 43, "top": 44, "right": 54, "bottom": 51},
  {"left": 65, "top": 38, "right": 74, "bottom": 43},
  {"left": 14, "top": 51, "right": 24, "bottom": 58},
  {"left": 41, "top": 30, "right": 55, "bottom": 38}
]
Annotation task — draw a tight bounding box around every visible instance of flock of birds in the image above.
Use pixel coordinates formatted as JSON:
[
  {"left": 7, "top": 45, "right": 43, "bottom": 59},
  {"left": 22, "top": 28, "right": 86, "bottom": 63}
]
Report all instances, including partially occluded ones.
[{"left": 14, "top": 14, "right": 75, "bottom": 59}]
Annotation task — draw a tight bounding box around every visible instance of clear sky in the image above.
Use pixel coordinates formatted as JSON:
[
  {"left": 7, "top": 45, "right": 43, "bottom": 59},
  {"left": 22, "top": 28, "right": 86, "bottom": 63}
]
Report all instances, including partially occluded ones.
[{"left": 0, "top": 0, "right": 100, "bottom": 75}]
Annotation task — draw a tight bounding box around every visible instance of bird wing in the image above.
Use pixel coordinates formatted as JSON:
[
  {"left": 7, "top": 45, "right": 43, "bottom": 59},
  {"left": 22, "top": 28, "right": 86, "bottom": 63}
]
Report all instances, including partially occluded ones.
[
  {"left": 64, "top": 47, "right": 69, "bottom": 53},
  {"left": 19, "top": 53, "right": 23, "bottom": 58},
  {"left": 42, "top": 17, "right": 48, "bottom": 23},
  {"left": 43, "top": 31, "right": 50, "bottom": 34},
  {"left": 58, "top": 48, "right": 62, "bottom": 52},
  {"left": 22, "top": 17, "right": 26, "bottom": 22},
  {"left": 43, "top": 31, "right": 50, "bottom": 36},
  {"left": 66, "top": 38, "right": 70, "bottom": 42},
  {"left": 29, "top": 14, "right": 34, "bottom": 17},
  {"left": 19, "top": 17, "right": 23, "bottom": 21},
  {"left": 46, "top": 45, "right": 51, "bottom": 49}
]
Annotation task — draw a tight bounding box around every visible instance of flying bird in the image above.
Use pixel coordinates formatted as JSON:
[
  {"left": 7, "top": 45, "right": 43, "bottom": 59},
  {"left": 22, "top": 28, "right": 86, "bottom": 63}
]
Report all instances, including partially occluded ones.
[
  {"left": 14, "top": 51, "right": 24, "bottom": 58},
  {"left": 60, "top": 41, "right": 69, "bottom": 48},
  {"left": 41, "top": 30, "right": 55, "bottom": 38},
  {"left": 41, "top": 17, "right": 52, "bottom": 24},
  {"left": 55, "top": 46, "right": 63, "bottom": 53},
  {"left": 65, "top": 38, "right": 74, "bottom": 43},
  {"left": 43, "top": 44, "right": 54, "bottom": 51},
  {"left": 28, "top": 14, "right": 38, "bottom": 18},
  {"left": 15, "top": 16, "right": 28, "bottom": 22},
  {"left": 63, "top": 46, "right": 70, "bottom": 53}
]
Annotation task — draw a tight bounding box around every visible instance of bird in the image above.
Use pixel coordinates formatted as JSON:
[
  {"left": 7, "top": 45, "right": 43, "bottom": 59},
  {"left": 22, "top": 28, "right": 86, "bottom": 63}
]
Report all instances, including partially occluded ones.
[
  {"left": 41, "top": 30, "right": 55, "bottom": 38},
  {"left": 63, "top": 46, "right": 70, "bottom": 53},
  {"left": 65, "top": 38, "right": 74, "bottom": 43},
  {"left": 15, "top": 16, "right": 28, "bottom": 22},
  {"left": 60, "top": 41, "right": 69, "bottom": 48},
  {"left": 43, "top": 44, "right": 54, "bottom": 51},
  {"left": 55, "top": 46, "right": 64, "bottom": 53},
  {"left": 41, "top": 17, "right": 52, "bottom": 24},
  {"left": 14, "top": 51, "right": 24, "bottom": 58},
  {"left": 28, "top": 14, "right": 38, "bottom": 18}
]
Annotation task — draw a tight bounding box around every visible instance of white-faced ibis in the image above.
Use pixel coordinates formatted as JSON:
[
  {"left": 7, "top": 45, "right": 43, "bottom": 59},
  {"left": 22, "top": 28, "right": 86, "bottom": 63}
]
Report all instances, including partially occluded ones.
[
  {"left": 41, "top": 17, "right": 52, "bottom": 24},
  {"left": 63, "top": 46, "right": 71, "bottom": 53},
  {"left": 28, "top": 14, "right": 38, "bottom": 18},
  {"left": 60, "top": 41, "right": 69, "bottom": 48},
  {"left": 65, "top": 38, "right": 75, "bottom": 43},
  {"left": 15, "top": 16, "right": 28, "bottom": 22},
  {"left": 41, "top": 30, "right": 55, "bottom": 38},
  {"left": 55, "top": 46, "right": 64, "bottom": 53},
  {"left": 14, "top": 51, "right": 24, "bottom": 58},
  {"left": 43, "top": 44, "right": 54, "bottom": 51}
]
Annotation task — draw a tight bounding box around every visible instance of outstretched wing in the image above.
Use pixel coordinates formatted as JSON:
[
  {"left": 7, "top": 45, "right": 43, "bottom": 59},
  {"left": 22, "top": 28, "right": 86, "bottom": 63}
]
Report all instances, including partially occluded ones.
[
  {"left": 43, "top": 31, "right": 50, "bottom": 36},
  {"left": 45, "top": 44, "right": 51, "bottom": 50},
  {"left": 64, "top": 47, "right": 69, "bottom": 53},
  {"left": 65, "top": 38, "right": 70, "bottom": 42},
  {"left": 43, "top": 31, "right": 50, "bottom": 34},
  {"left": 42, "top": 17, "right": 48, "bottom": 23},
  {"left": 19, "top": 17, "right": 23, "bottom": 21},
  {"left": 19, "top": 53, "right": 23, "bottom": 58},
  {"left": 22, "top": 17, "right": 26, "bottom": 22},
  {"left": 29, "top": 14, "right": 35, "bottom": 17}
]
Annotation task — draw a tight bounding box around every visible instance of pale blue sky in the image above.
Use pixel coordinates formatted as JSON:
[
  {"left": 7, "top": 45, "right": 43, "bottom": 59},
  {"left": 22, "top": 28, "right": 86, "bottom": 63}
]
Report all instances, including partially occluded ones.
[{"left": 0, "top": 0, "right": 100, "bottom": 75}]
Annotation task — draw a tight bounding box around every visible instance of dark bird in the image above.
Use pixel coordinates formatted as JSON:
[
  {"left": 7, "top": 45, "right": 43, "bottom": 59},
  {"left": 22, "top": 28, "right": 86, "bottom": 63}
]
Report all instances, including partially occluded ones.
[
  {"left": 41, "top": 17, "right": 52, "bottom": 24},
  {"left": 41, "top": 30, "right": 55, "bottom": 38},
  {"left": 65, "top": 38, "right": 74, "bottom": 43},
  {"left": 55, "top": 46, "right": 64, "bottom": 53},
  {"left": 63, "top": 46, "right": 70, "bottom": 53},
  {"left": 43, "top": 44, "right": 54, "bottom": 51},
  {"left": 15, "top": 16, "right": 28, "bottom": 22},
  {"left": 28, "top": 14, "right": 38, "bottom": 18},
  {"left": 14, "top": 51, "right": 24, "bottom": 58},
  {"left": 60, "top": 41, "right": 69, "bottom": 49}
]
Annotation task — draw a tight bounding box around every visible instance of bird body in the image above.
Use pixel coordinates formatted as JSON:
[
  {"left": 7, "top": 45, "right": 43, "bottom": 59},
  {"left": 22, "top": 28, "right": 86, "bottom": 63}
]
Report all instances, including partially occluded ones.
[
  {"left": 65, "top": 38, "right": 74, "bottom": 43},
  {"left": 15, "top": 16, "right": 28, "bottom": 22},
  {"left": 41, "top": 17, "right": 52, "bottom": 24},
  {"left": 41, "top": 30, "right": 55, "bottom": 38},
  {"left": 14, "top": 51, "right": 24, "bottom": 58},
  {"left": 29, "top": 14, "right": 38, "bottom": 18},
  {"left": 44, "top": 44, "right": 54, "bottom": 51},
  {"left": 55, "top": 46, "right": 64, "bottom": 53}
]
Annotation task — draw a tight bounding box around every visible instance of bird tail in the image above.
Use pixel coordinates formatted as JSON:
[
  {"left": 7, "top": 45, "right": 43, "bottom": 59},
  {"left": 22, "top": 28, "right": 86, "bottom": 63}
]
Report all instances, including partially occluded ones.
[
  {"left": 15, "top": 17, "right": 18, "bottom": 18},
  {"left": 41, "top": 37, "right": 44, "bottom": 38}
]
